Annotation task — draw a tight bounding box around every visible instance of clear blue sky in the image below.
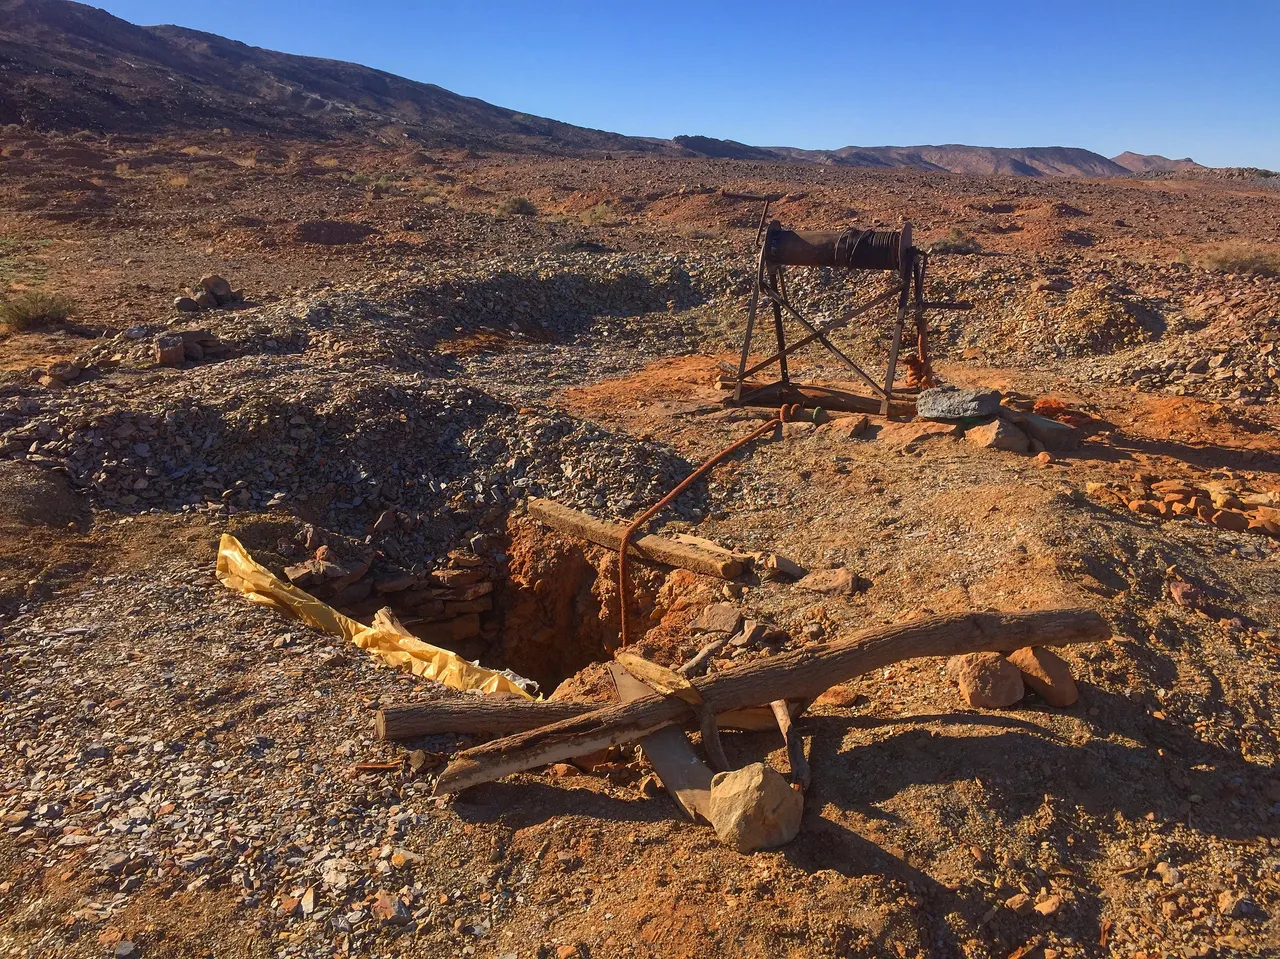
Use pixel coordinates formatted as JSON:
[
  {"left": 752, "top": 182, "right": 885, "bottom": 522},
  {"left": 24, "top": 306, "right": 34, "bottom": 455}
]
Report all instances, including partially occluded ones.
[{"left": 96, "top": 1, "right": 1279, "bottom": 169}]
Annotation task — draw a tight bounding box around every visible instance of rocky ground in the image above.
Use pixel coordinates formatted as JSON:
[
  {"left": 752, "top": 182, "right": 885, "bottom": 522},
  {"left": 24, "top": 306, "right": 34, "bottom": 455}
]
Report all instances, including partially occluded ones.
[{"left": 2, "top": 130, "right": 1280, "bottom": 958}]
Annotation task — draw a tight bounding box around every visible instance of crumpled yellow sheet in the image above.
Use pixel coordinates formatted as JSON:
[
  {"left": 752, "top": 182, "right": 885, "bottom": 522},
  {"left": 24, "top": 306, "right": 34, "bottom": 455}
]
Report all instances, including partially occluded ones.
[{"left": 216, "top": 534, "right": 533, "bottom": 699}]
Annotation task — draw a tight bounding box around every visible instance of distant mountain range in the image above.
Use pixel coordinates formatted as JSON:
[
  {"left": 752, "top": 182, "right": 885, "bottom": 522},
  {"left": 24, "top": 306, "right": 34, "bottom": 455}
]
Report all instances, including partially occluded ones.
[
  {"left": 0, "top": 0, "right": 1204, "bottom": 178},
  {"left": 671, "top": 136, "right": 1200, "bottom": 178}
]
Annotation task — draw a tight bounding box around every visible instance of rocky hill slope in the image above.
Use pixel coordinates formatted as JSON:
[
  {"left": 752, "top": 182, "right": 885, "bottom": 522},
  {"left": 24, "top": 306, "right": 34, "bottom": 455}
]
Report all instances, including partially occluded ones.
[
  {"left": 0, "top": 0, "right": 661, "bottom": 153},
  {"left": 3, "top": 0, "right": 1196, "bottom": 178},
  {"left": 1112, "top": 151, "right": 1204, "bottom": 174}
]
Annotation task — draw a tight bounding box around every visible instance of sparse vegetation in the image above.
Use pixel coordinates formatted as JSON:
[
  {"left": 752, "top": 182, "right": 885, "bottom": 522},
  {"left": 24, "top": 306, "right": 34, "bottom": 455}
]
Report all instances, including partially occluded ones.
[
  {"left": 1197, "top": 242, "right": 1280, "bottom": 278},
  {"left": 582, "top": 202, "right": 616, "bottom": 226},
  {"left": 929, "top": 227, "right": 983, "bottom": 255},
  {"left": 0, "top": 290, "right": 77, "bottom": 332},
  {"left": 498, "top": 196, "right": 537, "bottom": 216}
]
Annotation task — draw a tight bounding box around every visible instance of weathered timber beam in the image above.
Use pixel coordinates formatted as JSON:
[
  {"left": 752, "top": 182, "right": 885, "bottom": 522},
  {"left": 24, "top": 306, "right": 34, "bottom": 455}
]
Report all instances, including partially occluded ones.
[
  {"left": 376, "top": 698, "right": 785, "bottom": 740},
  {"left": 434, "top": 609, "right": 1109, "bottom": 794},
  {"left": 525, "top": 498, "right": 743, "bottom": 579}
]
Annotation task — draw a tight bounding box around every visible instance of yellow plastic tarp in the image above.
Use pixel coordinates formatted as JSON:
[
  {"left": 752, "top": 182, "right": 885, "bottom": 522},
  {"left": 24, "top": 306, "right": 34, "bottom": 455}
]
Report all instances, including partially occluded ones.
[{"left": 216, "top": 533, "right": 533, "bottom": 699}]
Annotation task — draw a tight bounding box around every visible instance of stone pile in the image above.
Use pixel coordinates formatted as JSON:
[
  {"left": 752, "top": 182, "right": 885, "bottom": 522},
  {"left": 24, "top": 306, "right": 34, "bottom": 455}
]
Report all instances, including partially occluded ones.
[
  {"left": 947, "top": 647, "right": 1078, "bottom": 709},
  {"left": 275, "top": 523, "right": 502, "bottom": 653},
  {"left": 1087, "top": 475, "right": 1280, "bottom": 538},
  {"left": 915, "top": 386, "right": 1083, "bottom": 456},
  {"left": 174, "top": 274, "right": 244, "bottom": 312}
]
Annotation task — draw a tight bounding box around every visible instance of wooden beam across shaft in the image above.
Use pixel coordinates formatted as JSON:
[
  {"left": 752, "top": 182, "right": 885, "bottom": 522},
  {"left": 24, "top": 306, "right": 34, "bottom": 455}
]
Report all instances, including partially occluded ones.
[{"left": 525, "top": 498, "right": 743, "bottom": 579}]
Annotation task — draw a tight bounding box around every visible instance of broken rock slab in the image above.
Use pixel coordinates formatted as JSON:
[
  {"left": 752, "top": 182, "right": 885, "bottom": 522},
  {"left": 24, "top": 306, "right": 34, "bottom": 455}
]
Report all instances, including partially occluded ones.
[
  {"left": 916, "top": 385, "right": 1003, "bottom": 421},
  {"left": 877, "top": 419, "right": 960, "bottom": 450},
  {"left": 795, "top": 567, "right": 860, "bottom": 596},
  {"left": 707, "top": 762, "right": 803, "bottom": 853},
  {"left": 1006, "top": 646, "right": 1078, "bottom": 706},
  {"left": 690, "top": 603, "right": 744, "bottom": 635},
  {"left": 964, "top": 416, "right": 1030, "bottom": 454},
  {"left": 947, "top": 652, "right": 1025, "bottom": 708}
]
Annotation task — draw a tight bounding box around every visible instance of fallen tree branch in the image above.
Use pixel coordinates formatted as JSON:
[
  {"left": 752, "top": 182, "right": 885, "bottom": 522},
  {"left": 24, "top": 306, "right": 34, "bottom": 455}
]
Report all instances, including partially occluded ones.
[
  {"left": 434, "top": 608, "right": 1109, "bottom": 794},
  {"left": 526, "top": 497, "right": 744, "bottom": 579}
]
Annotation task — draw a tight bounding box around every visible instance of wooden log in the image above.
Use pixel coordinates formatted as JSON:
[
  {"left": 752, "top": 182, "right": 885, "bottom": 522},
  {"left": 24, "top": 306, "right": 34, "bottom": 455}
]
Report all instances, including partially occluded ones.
[
  {"left": 434, "top": 609, "right": 1109, "bottom": 794},
  {"left": 526, "top": 498, "right": 743, "bottom": 579},
  {"left": 376, "top": 697, "right": 787, "bottom": 740},
  {"left": 376, "top": 698, "right": 590, "bottom": 739}
]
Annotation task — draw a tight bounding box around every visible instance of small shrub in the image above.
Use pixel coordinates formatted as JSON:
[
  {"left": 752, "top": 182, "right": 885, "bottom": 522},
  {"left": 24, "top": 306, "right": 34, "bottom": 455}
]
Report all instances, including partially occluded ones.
[
  {"left": 930, "top": 227, "right": 982, "bottom": 255},
  {"left": 498, "top": 196, "right": 537, "bottom": 216},
  {"left": 0, "top": 291, "right": 76, "bottom": 332},
  {"left": 582, "top": 202, "right": 615, "bottom": 226},
  {"left": 1198, "top": 242, "right": 1280, "bottom": 278}
]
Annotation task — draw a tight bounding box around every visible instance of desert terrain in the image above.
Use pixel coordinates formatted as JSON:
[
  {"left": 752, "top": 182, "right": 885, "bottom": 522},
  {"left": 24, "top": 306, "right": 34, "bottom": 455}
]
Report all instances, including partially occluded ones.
[{"left": 3, "top": 3, "right": 1280, "bottom": 959}]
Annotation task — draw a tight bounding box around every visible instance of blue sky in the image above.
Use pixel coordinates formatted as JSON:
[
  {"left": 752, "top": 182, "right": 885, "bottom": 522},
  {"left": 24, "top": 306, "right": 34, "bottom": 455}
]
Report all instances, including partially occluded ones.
[{"left": 96, "top": 1, "right": 1279, "bottom": 168}]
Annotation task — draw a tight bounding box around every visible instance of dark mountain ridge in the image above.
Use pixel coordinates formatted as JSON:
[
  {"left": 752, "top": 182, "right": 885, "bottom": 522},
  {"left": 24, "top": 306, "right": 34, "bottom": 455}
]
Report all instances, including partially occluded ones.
[{"left": 1, "top": 0, "right": 1203, "bottom": 177}]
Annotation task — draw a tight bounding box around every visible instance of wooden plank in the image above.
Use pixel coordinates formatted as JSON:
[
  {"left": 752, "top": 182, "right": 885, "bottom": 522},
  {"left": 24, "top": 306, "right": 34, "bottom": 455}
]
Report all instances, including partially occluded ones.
[
  {"left": 771, "top": 699, "right": 810, "bottom": 790},
  {"left": 608, "top": 663, "right": 713, "bottom": 822},
  {"left": 526, "top": 498, "right": 742, "bottom": 579},
  {"left": 434, "top": 609, "right": 1109, "bottom": 793}
]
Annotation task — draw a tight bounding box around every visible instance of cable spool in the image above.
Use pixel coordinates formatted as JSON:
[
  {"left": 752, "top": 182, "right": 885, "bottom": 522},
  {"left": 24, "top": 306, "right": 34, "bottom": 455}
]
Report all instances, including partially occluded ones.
[{"left": 763, "top": 223, "right": 912, "bottom": 274}]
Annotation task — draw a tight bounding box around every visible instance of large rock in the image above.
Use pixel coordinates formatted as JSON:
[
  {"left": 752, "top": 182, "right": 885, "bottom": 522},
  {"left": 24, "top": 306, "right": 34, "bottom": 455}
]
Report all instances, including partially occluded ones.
[
  {"left": 707, "top": 763, "right": 803, "bottom": 853},
  {"left": 999, "top": 409, "right": 1081, "bottom": 451},
  {"left": 946, "top": 652, "right": 1024, "bottom": 708},
  {"left": 964, "top": 417, "right": 1030, "bottom": 453},
  {"left": 198, "top": 274, "right": 234, "bottom": 304},
  {"left": 916, "top": 386, "right": 1002, "bottom": 421},
  {"left": 1005, "top": 646, "right": 1078, "bottom": 706}
]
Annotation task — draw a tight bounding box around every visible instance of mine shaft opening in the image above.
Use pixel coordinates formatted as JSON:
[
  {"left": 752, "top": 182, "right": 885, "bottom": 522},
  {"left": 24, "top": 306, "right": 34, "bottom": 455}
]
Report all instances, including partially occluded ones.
[{"left": 227, "top": 511, "right": 680, "bottom": 698}]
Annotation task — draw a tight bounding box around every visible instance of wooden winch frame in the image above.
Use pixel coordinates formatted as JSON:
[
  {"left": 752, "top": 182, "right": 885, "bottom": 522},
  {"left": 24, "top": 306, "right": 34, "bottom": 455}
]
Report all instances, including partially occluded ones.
[{"left": 728, "top": 197, "right": 971, "bottom": 416}]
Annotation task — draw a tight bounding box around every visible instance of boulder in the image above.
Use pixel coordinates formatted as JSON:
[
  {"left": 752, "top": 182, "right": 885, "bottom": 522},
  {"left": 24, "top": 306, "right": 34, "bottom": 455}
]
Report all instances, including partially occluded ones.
[
  {"left": 1005, "top": 646, "right": 1078, "bottom": 706},
  {"left": 707, "top": 763, "right": 803, "bottom": 853},
  {"left": 193, "top": 289, "right": 218, "bottom": 310},
  {"left": 915, "top": 386, "right": 1002, "bottom": 421},
  {"left": 1211, "top": 509, "right": 1250, "bottom": 532},
  {"left": 964, "top": 417, "right": 1030, "bottom": 454},
  {"left": 199, "top": 274, "right": 234, "bottom": 303},
  {"left": 999, "top": 409, "right": 1081, "bottom": 451},
  {"left": 173, "top": 295, "right": 200, "bottom": 312},
  {"left": 947, "top": 652, "right": 1024, "bottom": 708}
]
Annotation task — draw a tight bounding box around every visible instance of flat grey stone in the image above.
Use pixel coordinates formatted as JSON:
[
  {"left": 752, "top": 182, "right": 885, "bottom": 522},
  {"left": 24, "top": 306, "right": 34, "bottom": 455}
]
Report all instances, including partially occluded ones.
[{"left": 916, "top": 386, "right": 1003, "bottom": 421}]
